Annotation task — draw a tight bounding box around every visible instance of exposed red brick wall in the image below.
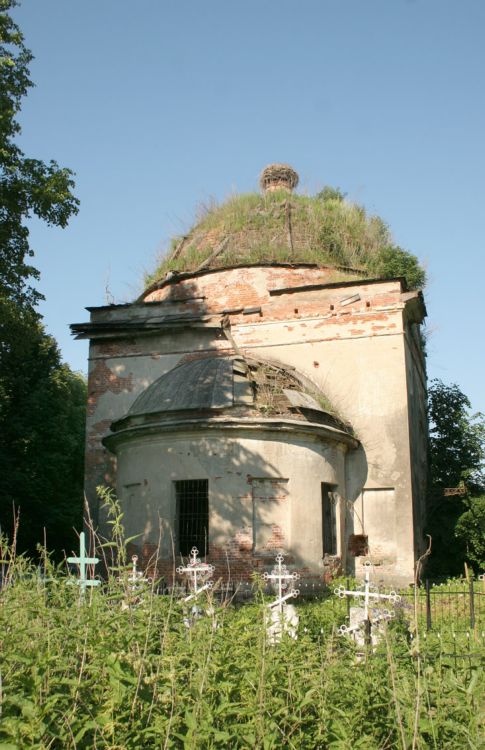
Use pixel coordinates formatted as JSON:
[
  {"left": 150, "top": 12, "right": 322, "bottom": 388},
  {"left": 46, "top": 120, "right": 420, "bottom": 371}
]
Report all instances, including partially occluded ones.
[
  {"left": 263, "top": 524, "right": 287, "bottom": 550},
  {"left": 144, "top": 266, "right": 350, "bottom": 308},
  {"left": 124, "top": 537, "right": 333, "bottom": 589},
  {"left": 87, "top": 361, "right": 134, "bottom": 416}
]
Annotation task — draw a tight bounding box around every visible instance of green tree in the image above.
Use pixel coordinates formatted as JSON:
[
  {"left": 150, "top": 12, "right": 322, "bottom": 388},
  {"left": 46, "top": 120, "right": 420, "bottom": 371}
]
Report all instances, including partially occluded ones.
[
  {"left": 455, "top": 496, "right": 485, "bottom": 570},
  {"left": 0, "top": 306, "right": 86, "bottom": 554},
  {"left": 0, "top": 0, "right": 84, "bottom": 555},
  {"left": 426, "top": 379, "right": 485, "bottom": 576},
  {"left": 0, "top": 0, "right": 78, "bottom": 309}
]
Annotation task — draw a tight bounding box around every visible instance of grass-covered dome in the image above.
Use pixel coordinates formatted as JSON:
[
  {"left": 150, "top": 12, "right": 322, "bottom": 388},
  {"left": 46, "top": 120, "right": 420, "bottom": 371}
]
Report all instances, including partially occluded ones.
[{"left": 145, "top": 168, "right": 425, "bottom": 291}]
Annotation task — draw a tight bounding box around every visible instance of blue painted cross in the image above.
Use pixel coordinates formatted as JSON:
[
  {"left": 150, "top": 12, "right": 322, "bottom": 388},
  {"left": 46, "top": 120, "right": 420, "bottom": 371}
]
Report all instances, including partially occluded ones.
[{"left": 67, "top": 531, "right": 100, "bottom": 595}]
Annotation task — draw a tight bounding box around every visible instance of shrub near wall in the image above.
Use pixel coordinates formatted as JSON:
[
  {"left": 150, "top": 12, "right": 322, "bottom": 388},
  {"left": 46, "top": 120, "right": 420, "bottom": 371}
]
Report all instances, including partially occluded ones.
[{"left": 0, "top": 552, "right": 483, "bottom": 749}]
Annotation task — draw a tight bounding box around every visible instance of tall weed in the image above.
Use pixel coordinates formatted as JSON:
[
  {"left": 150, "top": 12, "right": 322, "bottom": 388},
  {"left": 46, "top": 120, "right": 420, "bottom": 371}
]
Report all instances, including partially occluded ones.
[{"left": 0, "top": 537, "right": 483, "bottom": 749}]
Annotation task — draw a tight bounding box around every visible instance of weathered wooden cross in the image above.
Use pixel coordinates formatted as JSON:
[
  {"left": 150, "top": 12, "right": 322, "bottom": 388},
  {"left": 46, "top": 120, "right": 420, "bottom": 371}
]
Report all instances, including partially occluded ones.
[
  {"left": 262, "top": 552, "right": 300, "bottom": 613},
  {"left": 176, "top": 547, "right": 215, "bottom": 602},
  {"left": 67, "top": 532, "right": 100, "bottom": 595}
]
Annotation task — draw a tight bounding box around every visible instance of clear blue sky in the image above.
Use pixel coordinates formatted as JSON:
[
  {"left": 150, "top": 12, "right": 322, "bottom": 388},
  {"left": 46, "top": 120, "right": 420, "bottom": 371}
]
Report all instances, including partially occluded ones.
[{"left": 13, "top": 0, "right": 485, "bottom": 414}]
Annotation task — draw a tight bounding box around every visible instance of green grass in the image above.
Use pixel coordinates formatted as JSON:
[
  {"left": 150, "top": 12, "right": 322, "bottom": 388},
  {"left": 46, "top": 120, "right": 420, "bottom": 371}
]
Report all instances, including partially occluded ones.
[
  {"left": 0, "top": 550, "right": 483, "bottom": 749},
  {"left": 145, "top": 189, "right": 426, "bottom": 292}
]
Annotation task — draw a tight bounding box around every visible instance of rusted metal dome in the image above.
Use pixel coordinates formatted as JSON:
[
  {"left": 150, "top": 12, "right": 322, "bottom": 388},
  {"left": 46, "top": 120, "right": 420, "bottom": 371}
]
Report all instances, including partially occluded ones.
[
  {"left": 110, "top": 355, "right": 353, "bottom": 439},
  {"left": 127, "top": 357, "right": 237, "bottom": 415}
]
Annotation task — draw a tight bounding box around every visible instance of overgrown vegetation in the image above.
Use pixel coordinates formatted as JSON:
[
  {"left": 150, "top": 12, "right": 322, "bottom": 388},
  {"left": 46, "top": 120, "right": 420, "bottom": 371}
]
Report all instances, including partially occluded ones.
[
  {"left": 426, "top": 379, "right": 485, "bottom": 577},
  {"left": 0, "top": 532, "right": 483, "bottom": 750},
  {"left": 0, "top": 0, "right": 85, "bottom": 557},
  {"left": 0, "top": 308, "right": 86, "bottom": 556},
  {"left": 146, "top": 188, "right": 425, "bottom": 291}
]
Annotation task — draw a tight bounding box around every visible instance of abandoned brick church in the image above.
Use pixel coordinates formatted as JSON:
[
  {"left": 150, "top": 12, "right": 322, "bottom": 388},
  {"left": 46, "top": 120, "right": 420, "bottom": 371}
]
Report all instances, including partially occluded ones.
[{"left": 72, "top": 164, "right": 428, "bottom": 585}]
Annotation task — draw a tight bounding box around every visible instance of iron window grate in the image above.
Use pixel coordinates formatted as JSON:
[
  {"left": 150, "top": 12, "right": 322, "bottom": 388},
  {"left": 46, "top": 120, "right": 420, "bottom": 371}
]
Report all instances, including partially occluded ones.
[{"left": 175, "top": 479, "right": 209, "bottom": 556}]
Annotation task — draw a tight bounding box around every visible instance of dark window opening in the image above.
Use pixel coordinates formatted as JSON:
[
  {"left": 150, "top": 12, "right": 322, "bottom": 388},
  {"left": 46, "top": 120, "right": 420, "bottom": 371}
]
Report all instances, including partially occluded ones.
[
  {"left": 348, "top": 534, "right": 369, "bottom": 557},
  {"left": 322, "top": 483, "right": 337, "bottom": 555},
  {"left": 175, "top": 479, "right": 209, "bottom": 556}
]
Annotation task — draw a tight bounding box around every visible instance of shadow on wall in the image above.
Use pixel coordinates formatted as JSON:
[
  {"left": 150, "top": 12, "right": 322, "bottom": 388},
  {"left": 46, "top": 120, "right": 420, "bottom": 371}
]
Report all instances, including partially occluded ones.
[
  {"left": 122, "top": 434, "right": 288, "bottom": 583},
  {"left": 345, "top": 444, "right": 369, "bottom": 577},
  {"left": 202, "top": 348, "right": 371, "bottom": 580},
  {"left": 86, "top": 278, "right": 217, "bottom": 530},
  {"left": 118, "top": 430, "right": 369, "bottom": 586}
]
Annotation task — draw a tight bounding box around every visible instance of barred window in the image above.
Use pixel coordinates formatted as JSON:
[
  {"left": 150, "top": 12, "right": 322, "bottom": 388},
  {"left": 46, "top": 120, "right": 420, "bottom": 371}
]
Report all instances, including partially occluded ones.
[{"left": 175, "top": 479, "right": 209, "bottom": 556}]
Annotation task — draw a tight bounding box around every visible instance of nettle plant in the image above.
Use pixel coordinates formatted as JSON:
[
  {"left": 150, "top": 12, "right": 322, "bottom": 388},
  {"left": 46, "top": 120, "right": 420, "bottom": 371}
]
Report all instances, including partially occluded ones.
[{"left": 0, "top": 500, "right": 483, "bottom": 750}]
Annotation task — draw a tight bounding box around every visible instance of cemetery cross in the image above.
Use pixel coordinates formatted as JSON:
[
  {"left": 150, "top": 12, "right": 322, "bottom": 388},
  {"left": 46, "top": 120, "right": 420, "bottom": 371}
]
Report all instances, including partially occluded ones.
[
  {"left": 176, "top": 547, "right": 215, "bottom": 602},
  {"left": 67, "top": 531, "right": 100, "bottom": 596},
  {"left": 262, "top": 552, "right": 300, "bottom": 613},
  {"left": 334, "top": 562, "right": 401, "bottom": 637}
]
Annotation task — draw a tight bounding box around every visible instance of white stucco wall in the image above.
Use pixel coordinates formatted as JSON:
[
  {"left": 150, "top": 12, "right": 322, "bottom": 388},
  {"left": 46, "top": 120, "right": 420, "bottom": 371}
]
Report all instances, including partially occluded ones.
[
  {"left": 82, "top": 269, "right": 426, "bottom": 584},
  {"left": 114, "top": 427, "right": 348, "bottom": 574}
]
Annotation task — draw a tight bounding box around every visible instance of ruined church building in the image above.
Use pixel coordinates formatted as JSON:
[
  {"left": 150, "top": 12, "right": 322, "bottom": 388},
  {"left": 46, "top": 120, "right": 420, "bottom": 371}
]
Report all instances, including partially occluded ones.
[{"left": 73, "top": 165, "right": 428, "bottom": 585}]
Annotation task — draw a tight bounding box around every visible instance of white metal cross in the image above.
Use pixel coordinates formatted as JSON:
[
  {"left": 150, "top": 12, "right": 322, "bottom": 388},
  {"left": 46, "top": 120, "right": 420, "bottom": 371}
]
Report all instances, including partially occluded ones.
[
  {"left": 129, "top": 555, "right": 149, "bottom": 585},
  {"left": 176, "top": 547, "right": 215, "bottom": 602},
  {"left": 262, "top": 552, "right": 300, "bottom": 613},
  {"left": 334, "top": 562, "right": 401, "bottom": 624},
  {"left": 121, "top": 554, "right": 151, "bottom": 591}
]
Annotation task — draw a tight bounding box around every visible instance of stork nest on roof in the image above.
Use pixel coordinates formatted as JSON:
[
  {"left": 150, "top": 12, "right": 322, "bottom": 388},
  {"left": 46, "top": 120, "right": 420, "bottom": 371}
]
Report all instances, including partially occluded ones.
[{"left": 259, "top": 163, "right": 299, "bottom": 193}]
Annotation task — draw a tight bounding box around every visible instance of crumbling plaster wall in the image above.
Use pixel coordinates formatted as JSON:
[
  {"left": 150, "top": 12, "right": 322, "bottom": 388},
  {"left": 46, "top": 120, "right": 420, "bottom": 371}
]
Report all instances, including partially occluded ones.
[
  {"left": 232, "top": 328, "right": 415, "bottom": 582},
  {"left": 114, "top": 428, "right": 347, "bottom": 582},
  {"left": 404, "top": 321, "right": 428, "bottom": 557},
  {"left": 85, "top": 328, "right": 231, "bottom": 527},
  {"left": 83, "top": 267, "right": 425, "bottom": 583}
]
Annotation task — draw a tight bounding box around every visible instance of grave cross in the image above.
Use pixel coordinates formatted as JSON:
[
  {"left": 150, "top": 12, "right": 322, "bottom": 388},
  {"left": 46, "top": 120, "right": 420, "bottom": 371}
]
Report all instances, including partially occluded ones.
[
  {"left": 119, "top": 555, "right": 151, "bottom": 590},
  {"left": 67, "top": 532, "right": 100, "bottom": 595},
  {"left": 129, "top": 555, "right": 150, "bottom": 587},
  {"left": 118, "top": 555, "right": 152, "bottom": 609},
  {"left": 334, "top": 563, "right": 401, "bottom": 636},
  {"left": 176, "top": 547, "right": 215, "bottom": 602},
  {"left": 262, "top": 552, "right": 300, "bottom": 613}
]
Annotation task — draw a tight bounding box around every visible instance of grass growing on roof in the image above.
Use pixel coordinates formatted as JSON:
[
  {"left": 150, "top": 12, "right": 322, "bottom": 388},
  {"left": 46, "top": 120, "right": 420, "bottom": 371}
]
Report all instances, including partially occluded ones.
[{"left": 146, "top": 188, "right": 426, "bottom": 291}]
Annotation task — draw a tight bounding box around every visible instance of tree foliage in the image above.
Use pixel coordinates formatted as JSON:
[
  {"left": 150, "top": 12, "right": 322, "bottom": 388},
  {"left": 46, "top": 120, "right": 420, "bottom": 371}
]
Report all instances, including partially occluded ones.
[
  {"left": 426, "top": 379, "right": 485, "bottom": 576},
  {"left": 0, "top": 0, "right": 79, "bottom": 308},
  {"left": 368, "top": 245, "right": 426, "bottom": 292},
  {"left": 428, "top": 379, "right": 484, "bottom": 489},
  {"left": 0, "top": 0, "right": 85, "bottom": 555},
  {"left": 0, "top": 307, "right": 86, "bottom": 554}
]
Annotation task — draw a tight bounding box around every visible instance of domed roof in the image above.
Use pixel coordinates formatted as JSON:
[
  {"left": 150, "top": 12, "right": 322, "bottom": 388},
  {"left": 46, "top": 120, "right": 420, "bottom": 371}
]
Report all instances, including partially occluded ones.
[
  {"left": 112, "top": 355, "right": 353, "bottom": 437},
  {"left": 144, "top": 164, "right": 425, "bottom": 292},
  {"left": 127, "top": 357, "right": 236, "bottom": 415}
]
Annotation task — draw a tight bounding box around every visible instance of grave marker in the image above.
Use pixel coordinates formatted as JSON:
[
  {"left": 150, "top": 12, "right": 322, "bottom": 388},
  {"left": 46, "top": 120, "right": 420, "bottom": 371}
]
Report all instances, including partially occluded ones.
[
  {"left": 262, "top": 552, "right": 300, "bottom": 641},
  {"left": 334, "top": 563, "right": 401, "bottom": 645},
  {"left": 176, "top": 547, "right": 215, "bottom": 602},
  {"left": 67, "top": 532, "right": 100, "bottom": 595}
]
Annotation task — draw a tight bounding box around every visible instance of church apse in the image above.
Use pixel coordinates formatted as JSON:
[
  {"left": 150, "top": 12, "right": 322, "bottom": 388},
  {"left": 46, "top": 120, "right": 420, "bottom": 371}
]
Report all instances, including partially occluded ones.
[{"left": 72, "top": 164, "right": 427, "bottom": 585}]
